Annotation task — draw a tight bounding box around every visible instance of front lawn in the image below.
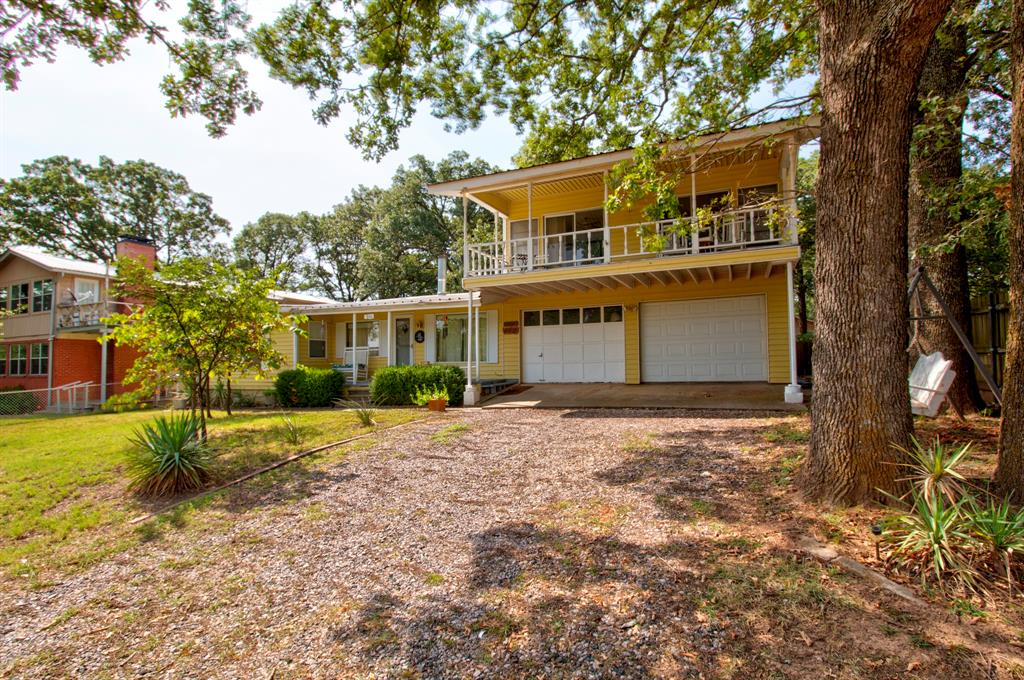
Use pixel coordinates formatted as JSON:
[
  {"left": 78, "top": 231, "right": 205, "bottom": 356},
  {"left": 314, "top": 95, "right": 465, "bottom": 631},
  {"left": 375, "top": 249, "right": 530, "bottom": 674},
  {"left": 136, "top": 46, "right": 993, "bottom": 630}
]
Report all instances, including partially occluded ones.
[{"left": 0, "top": 407, "right": 418, "bottom": 584}]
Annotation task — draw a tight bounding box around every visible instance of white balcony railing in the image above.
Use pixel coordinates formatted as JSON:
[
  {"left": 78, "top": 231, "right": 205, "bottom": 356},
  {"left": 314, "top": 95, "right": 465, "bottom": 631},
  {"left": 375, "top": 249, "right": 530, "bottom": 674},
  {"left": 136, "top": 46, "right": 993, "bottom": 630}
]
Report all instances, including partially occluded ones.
[{"left": 466, "top": 205, "right": 797, "bottom": 278}]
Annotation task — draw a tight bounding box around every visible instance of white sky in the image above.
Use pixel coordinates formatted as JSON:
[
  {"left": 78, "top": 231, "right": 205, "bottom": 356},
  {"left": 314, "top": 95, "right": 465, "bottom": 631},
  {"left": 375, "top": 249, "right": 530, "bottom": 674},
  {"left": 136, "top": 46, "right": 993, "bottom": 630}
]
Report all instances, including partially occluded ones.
[{"left": 0, "top": 24, "right": 523, "bottom": 236}]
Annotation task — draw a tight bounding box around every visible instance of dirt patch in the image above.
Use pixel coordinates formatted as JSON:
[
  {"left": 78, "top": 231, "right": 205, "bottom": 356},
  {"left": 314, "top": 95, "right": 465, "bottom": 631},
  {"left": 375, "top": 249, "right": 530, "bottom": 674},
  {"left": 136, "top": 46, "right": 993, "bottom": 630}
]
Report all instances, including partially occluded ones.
[{"left": 2, "top": 409, "right": 1022, "bottom": 678}]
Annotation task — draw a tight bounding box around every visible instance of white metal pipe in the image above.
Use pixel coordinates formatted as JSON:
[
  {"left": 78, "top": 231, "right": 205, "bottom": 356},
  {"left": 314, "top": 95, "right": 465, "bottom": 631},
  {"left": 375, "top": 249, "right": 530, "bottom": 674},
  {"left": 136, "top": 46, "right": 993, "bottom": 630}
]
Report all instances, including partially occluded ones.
[
  {"left": 527, "top": 182, "right": 534, "bottom": 270},
  {"left": 465, "top": 295, "right": 473, "bottom": 387},
  {"left": 462, "top": 194, "right": 469, "bottom": 276},
  {"left": 690, "top": 153, "right": 699, "bottom": 255},
  {"left": 351, "top": 313, "right": 357, "bottom": 384},
  {"left": 475, "top": 305, "right": 481, "bottom": 382},
  {"left": 387, "top": 310, "right": 393, "bottom": 366}
]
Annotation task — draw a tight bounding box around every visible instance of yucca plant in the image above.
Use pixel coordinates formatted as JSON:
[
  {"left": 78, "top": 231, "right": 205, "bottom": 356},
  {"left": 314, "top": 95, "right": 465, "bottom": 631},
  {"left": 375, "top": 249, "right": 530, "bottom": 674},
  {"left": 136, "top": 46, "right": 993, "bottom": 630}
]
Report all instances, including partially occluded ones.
[
  {"left": 334, "top": 399, "right": 378, "bottom": 427},
  {"left": 964, "top": 496, "right": 1024, "bottom": 594},
  {"left": 882, "top": 488, "right": 976, "bottom": 588},
  {"left": 892, "top": 436, "right": 972, "bottom": 504},
  {"left": 278, "top": 412, "right": 304, "bottom": 445},
  {"left": 127, "top": 411, "right": 214, "bottom": 496}
]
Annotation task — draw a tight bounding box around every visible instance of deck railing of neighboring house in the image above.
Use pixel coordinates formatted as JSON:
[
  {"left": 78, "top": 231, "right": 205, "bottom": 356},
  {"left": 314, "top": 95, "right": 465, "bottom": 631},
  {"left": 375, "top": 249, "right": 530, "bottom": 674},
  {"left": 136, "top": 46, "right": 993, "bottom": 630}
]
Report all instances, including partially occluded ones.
[
  {"left": 465, "top": 204, "right": 797, "bottom": 278},
  {"left": 56, "top": 300, "right": 130, "bottom": 330}
]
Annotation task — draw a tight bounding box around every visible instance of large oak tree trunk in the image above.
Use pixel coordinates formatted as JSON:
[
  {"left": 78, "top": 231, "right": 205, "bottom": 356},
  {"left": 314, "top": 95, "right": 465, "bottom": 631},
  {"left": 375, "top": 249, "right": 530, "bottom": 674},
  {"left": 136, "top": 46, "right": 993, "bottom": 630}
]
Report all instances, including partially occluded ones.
[
  {"left": 908, "top": 10, "right": 987, "bottom": 414},
  {"left": 994, "top": 0, "right": 1024, "bottom": 497},
  {"left": 804, "top": 0, "right": 954, "bottom": 505}
]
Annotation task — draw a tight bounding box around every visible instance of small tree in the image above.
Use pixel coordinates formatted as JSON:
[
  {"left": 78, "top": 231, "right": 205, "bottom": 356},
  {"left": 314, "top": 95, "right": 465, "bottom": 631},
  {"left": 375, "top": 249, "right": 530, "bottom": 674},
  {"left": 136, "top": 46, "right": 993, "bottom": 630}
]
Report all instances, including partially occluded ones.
[{"left": 103, "top": 256, "right": 302, "bottom": 439}]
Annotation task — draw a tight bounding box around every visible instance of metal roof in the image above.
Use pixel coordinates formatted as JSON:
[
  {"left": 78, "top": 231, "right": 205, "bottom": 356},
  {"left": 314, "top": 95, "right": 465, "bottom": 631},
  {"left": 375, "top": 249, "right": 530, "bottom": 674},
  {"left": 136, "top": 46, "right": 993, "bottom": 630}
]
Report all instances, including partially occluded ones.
[
  {"left": 0, "top": 246, "right": 111, "bottom": 277},
  {"left": 288, "top": 292, "right": 478, "bottom": 314}
]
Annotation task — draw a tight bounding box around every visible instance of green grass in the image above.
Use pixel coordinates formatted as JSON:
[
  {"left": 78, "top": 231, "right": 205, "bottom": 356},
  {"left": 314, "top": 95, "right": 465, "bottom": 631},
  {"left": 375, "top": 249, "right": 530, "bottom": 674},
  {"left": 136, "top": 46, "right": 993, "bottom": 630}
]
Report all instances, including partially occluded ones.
[
  {"left": 430, "top": 422, "right": 471, "bottom": 445},
  {"left": 0, "top": 407, "right": 417, "bottom": 582}
]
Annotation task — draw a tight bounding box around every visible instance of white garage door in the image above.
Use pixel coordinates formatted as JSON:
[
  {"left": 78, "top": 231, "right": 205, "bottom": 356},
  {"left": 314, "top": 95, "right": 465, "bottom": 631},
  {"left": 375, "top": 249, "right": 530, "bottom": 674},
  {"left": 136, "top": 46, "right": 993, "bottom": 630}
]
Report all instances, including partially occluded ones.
[
  {"left": 522, "top": 306, "right": 625, "bottom": 383},
  {"left": 641, "top": 296, "right": 767, "bottom": 382}
]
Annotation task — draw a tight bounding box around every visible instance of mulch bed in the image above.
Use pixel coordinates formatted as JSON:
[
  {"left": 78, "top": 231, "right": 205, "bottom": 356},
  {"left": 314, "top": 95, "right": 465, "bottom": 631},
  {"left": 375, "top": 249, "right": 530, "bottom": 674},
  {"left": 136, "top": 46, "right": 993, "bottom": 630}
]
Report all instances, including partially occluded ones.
[{"left": 2, "top": 409, "right": 1021, "bottom": 678}]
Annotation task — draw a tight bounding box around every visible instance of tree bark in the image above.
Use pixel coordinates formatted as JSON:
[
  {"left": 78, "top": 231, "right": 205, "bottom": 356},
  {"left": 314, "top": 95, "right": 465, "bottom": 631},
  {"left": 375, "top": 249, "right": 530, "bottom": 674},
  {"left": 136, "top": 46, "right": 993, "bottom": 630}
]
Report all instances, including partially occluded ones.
[
  {"left": 226, "top": 376, "right": 233, "bottom": 416},
  {"left": 804, "top": 0, "right": 954, "bottom": 505},
  {"left": 994, "top": 0, "right": 1024, "bottom": 497},
  {"left": 908, "top": 9, "right": 987, "bottom": 414}
]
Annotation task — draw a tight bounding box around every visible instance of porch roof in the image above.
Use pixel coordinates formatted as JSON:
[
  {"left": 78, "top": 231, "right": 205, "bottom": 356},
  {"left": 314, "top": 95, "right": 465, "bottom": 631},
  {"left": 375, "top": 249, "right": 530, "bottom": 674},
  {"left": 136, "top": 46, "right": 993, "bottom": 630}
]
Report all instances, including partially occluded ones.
[
  {"left": 425, "top": 115, "right": 820, "bottom": 197},
  {"left": 287, "top": 292, "right": 481, "bottom": 315}
]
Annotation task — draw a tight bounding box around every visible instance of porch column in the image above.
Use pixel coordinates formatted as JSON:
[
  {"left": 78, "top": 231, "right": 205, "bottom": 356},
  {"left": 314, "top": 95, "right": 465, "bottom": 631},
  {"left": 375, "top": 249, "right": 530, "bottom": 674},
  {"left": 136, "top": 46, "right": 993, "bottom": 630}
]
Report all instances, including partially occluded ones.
[
  {"left": 603, "top": 170, "right": 611, "bottom": 263},
  {"left": 292, "top": 330, "right": 299, "bottom": 368},
  {"left": 475, "top": 303, "right": 481, "bottom": 382},
  {"left": 99, "top": 332, "right": 108, "bottom": 404},
  {"left": 386, "top": 310, "right": 393, "bottom": 365},
  {"left": 784, "top": 261, "right": 804, "bottom": 404},
  {"left": 463, "top": 294, "right": 478, "bottom": 405},
  {"left": 351, "top": 312, "right": 357, "bottom": 384},
  {"left": 527, "top": 182, "right": 534, "bottom": 270},
  {"left": 462, "top": 194, "right": 469, "bottom": 276}
]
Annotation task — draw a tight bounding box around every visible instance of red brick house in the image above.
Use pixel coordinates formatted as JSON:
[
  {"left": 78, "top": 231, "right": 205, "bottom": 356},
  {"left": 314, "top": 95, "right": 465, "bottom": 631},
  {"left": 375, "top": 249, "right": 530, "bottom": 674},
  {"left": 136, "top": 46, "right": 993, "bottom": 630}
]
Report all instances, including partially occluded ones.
[{"left": 0, "top": 238, "right": 153, "bottom": 407}]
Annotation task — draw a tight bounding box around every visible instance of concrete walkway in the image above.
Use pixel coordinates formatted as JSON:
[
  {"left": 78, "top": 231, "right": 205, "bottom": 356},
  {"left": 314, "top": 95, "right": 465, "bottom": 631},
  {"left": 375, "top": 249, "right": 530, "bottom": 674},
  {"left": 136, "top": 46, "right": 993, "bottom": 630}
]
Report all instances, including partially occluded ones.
[{"left": 482, "top": 382, "right": 806, "bottom": 411}]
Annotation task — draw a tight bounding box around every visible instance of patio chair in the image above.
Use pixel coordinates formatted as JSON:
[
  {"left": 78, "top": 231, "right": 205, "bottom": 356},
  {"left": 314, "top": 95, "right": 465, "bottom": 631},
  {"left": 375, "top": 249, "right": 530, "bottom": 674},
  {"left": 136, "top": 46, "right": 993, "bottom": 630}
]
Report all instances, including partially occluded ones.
[{"left": 909, "top": 351, "right": 956, "bottom": 417}]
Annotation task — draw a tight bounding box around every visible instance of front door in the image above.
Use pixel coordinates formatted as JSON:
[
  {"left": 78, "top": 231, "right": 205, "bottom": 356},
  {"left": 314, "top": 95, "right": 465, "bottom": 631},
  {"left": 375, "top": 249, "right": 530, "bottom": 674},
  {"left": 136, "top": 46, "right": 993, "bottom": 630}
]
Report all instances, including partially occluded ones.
[{"left": 395, "top": 318, "right": 412, "bottom": 366}]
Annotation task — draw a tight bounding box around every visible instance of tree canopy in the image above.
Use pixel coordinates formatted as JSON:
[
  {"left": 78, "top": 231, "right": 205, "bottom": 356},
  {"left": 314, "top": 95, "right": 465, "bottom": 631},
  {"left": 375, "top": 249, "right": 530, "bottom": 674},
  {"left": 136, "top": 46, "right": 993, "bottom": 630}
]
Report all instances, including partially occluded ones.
[
  {"left": 103, "top": 255, "right": 301, "bottom": 437},
  {"left": 232, "top": 212, "right": 312, "bottom": 290},
  {"left": 0, "top": 155, "right": 230, "bottom": 263}
]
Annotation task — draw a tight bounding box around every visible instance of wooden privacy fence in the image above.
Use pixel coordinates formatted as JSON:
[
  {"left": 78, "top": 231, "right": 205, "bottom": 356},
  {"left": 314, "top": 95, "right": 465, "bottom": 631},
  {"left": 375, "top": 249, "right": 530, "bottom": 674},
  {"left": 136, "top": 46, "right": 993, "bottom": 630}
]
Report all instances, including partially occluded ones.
[{"left": 970, "top": 290, "right": 1009, "bottom": 389}]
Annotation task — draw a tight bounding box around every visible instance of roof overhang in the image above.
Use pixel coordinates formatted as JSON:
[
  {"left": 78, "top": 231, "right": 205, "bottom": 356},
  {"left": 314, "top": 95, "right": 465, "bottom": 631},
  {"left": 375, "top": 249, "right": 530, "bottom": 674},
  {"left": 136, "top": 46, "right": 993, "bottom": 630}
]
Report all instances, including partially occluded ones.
[
  {"left": 426, "top": 116, "right": 820, "bottom": 197},
  {"left": 287, "top": 292, "right": 481, "bottom": 315},
  {"left": 463, "top": 246, "right": 800, "bottom": 303}
]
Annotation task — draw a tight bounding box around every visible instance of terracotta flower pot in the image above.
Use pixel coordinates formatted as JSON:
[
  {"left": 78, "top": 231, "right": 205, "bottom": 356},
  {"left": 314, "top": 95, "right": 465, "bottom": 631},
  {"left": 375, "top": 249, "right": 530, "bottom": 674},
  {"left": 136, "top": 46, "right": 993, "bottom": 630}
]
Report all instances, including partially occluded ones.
[{"left": 427, "top": 398, "right": 447, "bottom": 412}]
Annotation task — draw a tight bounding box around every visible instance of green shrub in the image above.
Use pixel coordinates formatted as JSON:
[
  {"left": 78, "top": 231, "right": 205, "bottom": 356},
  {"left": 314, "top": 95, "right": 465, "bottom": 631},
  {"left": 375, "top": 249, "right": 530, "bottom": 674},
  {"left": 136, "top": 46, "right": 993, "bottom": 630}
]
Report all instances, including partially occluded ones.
[
  {"left": 0, "top": 386, "right": 37, "bottom": 415},
  {"left": 370, "top": 365, "right": 465, "bottom": 406},
  {"left": 274, "top": 366, "right": 347, "bottom": 407},
  {"left": 127, "top": 411, "right": 215, "bottom": 496},
  {"left": 100, "top": 392, "right": 150, "bottom": 413}
]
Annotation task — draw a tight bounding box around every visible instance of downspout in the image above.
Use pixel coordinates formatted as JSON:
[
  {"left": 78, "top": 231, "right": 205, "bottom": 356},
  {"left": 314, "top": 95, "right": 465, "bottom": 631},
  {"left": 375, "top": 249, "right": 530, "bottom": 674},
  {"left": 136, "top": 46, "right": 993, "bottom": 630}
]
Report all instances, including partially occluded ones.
[
  {"left": 784, "top": 261, "right": 803, "bottom": 404},
  {"left": 101, "top": 260, "right": 110, "bottom": 403},
  {"left": 386, "top": 310, "right": 393, "bottom": 366},
  {"left": 47, "top": 272, "right": 63, "bottom": 407}
]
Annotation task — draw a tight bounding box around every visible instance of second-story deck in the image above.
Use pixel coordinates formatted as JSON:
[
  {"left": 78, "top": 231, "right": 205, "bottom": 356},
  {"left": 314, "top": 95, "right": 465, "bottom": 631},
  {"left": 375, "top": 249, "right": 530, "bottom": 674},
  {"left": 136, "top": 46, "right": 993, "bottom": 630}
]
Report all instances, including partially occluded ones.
[{"left": 465, "top": 205, "right": 796, "bottom": 279}]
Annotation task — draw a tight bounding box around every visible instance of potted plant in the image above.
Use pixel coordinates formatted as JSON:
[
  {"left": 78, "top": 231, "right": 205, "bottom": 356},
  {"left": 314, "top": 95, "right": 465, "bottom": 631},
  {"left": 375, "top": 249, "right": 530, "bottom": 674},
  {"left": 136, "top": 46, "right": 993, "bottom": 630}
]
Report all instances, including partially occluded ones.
[{"left": 414, "top": 385, "right": 450, "bottom": 412}]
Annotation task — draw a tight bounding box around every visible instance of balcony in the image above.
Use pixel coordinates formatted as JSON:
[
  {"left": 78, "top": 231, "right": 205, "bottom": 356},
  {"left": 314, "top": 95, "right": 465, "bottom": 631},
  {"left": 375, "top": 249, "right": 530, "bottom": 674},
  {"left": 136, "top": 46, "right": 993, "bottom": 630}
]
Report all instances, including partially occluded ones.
[
  {"left": 57, "top": 300, "right": 128, "bottom": 330},
  {"left": 465, "top": 205, "right": 797, "bottom": 279}
]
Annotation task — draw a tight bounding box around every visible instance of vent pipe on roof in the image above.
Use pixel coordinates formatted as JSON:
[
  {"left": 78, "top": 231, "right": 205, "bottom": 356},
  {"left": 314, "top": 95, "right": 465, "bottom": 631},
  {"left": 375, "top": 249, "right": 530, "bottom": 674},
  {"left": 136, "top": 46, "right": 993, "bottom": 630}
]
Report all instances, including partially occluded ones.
[{"left": 437, "top": 255, "right": 447, "bottom": 294}]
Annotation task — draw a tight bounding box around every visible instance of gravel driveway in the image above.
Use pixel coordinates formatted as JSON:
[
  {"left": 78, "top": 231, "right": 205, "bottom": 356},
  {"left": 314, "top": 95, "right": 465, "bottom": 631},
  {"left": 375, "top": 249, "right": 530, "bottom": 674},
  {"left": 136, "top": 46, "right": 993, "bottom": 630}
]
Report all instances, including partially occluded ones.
[{"left": 1, "top": 408, "right": 1008, "bottom": 678}]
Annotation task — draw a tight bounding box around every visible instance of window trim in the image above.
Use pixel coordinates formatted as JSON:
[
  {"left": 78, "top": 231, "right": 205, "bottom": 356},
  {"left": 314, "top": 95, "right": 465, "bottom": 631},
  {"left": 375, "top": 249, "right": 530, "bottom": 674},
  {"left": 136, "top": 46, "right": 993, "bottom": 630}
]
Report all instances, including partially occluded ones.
[
  {"left": 32, "top": 279, "right": 54, "bottom": 313},
  {"left": 29, "top": 342, "right": 49, "bottom": 376},
  {"left": 9, "top": 344, "right": 27, "bottom": 375},
  {"left": 0, "top": 345, "right": 7, "bottom": 376},
  {"left": 307, "top": 320, "right": 327, "bottom": 359},
  {"left": 427, "top": 312, "right": 497, "bottom": 364},
  {"left": 9, "top": 283, "right": 29, "bottom": 315}
]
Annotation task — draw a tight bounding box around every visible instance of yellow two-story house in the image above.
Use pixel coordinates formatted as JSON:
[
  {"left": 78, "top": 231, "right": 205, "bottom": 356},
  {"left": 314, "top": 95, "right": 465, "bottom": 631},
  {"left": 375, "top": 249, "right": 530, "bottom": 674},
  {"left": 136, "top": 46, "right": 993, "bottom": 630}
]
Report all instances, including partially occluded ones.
[{"left": 267, "top": 118, "right": 816, "bottom": 406}]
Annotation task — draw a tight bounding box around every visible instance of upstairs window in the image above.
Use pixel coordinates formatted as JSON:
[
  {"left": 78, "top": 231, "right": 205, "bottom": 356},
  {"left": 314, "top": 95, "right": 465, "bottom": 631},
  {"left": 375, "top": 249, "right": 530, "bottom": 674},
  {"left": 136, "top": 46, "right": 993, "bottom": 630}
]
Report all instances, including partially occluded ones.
[
  {"left": 74, "top": 278, "right": 101, "bottom": 304},
  {"left": 0, "top": 286, "right": 6, "bottom": 312},
  {"left": 32, "top": 279, "right": 53, "bottom": 313},
  {"left": 30, "top": 343, "right": 49, "bottom": 375},
  {"left": 9, "top": 283, "right": 29, "bottom": 315}
]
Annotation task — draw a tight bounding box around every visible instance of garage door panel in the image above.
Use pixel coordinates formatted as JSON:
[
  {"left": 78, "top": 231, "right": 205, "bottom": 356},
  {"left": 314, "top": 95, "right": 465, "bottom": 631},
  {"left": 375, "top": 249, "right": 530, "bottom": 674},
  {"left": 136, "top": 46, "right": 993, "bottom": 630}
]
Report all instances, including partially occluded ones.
[
  {"left": 642, "top": 296, "right": 768, "bottom": 383},
  {"left": 522, "top": 307, "right": 625, "bottom": 383}
]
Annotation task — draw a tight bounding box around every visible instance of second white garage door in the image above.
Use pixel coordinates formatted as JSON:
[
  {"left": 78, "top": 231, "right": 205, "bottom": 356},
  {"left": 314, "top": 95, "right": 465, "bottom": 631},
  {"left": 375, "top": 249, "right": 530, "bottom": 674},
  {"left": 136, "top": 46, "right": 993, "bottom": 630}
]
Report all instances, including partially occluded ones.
[{"left": 641, "top": 296, "right": 768, "bottom": 382}]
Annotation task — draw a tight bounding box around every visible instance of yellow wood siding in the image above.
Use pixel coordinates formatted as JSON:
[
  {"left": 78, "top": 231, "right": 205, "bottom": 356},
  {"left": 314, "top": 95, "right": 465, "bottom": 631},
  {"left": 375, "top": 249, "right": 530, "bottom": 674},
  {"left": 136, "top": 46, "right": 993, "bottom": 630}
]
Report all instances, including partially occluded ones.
[
  {"left": 493, "top": 273, "right": 791, "bottom": 384},
  {"left": 237, "top": 275, "right": 792, "bottom": 393}
]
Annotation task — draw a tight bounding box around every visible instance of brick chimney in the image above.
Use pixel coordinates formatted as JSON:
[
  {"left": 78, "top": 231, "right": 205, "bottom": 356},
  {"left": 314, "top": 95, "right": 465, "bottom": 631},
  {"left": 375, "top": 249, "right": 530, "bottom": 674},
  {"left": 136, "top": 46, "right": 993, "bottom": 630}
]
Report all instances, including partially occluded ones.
[{"left": 115, "top": 236, "right": 157, "bottom": 269}]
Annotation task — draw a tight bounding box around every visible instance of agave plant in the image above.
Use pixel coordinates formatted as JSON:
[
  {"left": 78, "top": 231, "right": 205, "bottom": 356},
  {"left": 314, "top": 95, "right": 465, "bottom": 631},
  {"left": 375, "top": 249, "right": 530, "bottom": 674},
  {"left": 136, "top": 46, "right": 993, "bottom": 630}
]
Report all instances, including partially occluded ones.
[
  {"left": 127, "top": 411, "right": 214, "bottom": 496},
  {"left": 278, "top": 412, "right": 304, "bottom": 445},
  {"left": 892, "top": 436, "right": 972, "bottom": 504},
  {"left": 334, "top": 399, "right": 378, "bottom": 427},
  {"left": 964, "top": 496, "right": 1024, "bottom": 594},
  {"left": 882, "top": 488, "right": 976, "bottom": 588}
]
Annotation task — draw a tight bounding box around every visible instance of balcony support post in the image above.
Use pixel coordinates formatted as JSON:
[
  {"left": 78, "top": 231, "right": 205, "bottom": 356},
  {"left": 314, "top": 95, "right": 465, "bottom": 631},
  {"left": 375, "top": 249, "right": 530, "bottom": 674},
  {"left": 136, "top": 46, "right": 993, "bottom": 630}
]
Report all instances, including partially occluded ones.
[
  {"left": 603, "top": 170, "right": 611, "bottom": 263},
  {"left": 527, "top": 182, "right": 534, "bottom": 271},
  {"left": 785, "top": 261, "right": 804, "bottom": 404},
  {"left": 463, "top": 294, "right": 478, "bottom": 406},
  {"left": 690, "top": 154, "right": 699, "bottom": 256},
  {"left": 351, "top": 313, "right": 357, "bottom": 385},
  {"left": 100, "top": 330, "right": 108, "bottom": 404}
]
